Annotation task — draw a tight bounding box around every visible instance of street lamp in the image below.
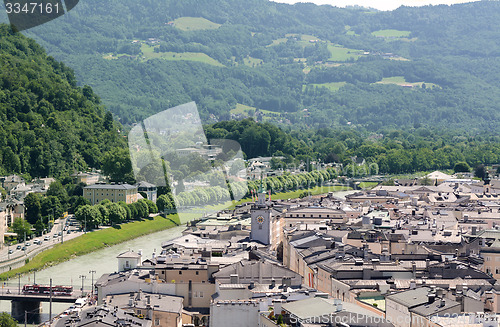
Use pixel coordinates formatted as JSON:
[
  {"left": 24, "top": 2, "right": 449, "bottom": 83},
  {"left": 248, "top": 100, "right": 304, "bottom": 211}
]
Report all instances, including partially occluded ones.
[
  {"left": 79, "top": 275, "right": 86, "bottom": 296},
  {"left": 89, "top": 270, "right": 96, "bottom": 297}
]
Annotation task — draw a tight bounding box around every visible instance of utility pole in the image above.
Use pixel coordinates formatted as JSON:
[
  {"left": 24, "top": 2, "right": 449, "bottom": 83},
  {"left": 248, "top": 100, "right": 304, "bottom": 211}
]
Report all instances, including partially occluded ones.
[
  {"left": 79, "top": 275, "right": 86, "bottom": 296},
  {"left": 49, "top": 278, "right": 52, "bottom": 322},
  {"left": 33, "top": 271, "right": 36, "bottom": 285},
  {"left": 89, "top": 270, "right": 96, "bottom": 297},
  {"left": 24, "top": 310, "right": 27, "bottom": 327},
  {"left": 17, "top": 273, "right": 20, "bottom": 294},
  {"left": 61, "top": 217, "right": 64, "bottom": 244}
]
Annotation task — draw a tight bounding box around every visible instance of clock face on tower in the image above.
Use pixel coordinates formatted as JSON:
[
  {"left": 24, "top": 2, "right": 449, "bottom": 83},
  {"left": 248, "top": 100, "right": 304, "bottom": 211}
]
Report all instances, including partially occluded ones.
[{"left": 256, "top": 215, "right": 265, "bottom": 224}]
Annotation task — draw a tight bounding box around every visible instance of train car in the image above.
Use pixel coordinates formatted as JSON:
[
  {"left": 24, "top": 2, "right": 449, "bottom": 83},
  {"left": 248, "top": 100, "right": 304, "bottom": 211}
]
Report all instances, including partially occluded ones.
[{"left": 22, "top": 284, "right": 73, "bottom": 295}]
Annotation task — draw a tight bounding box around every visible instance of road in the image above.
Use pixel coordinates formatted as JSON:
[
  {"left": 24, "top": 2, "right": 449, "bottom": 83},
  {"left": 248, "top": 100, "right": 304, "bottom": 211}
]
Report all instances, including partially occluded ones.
[{"left": 0, "top": 217, "right": 84, "bottom": 265}]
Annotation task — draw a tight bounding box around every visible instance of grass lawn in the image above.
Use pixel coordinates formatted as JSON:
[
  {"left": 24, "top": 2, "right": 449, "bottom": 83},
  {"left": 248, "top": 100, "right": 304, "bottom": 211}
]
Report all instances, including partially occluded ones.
[
  {"left": 172, "top": 17, "right": 221, "bottom": 31},
  {"left": 371, "top": 29, "right": 411, "bottom": 38},
  {"left": 327, "top": 44, "right": 365, "bottom": 61},
  {"left": 309, "top": 82, "right": 347, "bottom": 92},
  {"left": 231, "top": 104, "right": 280, "bottom": 118},
  {"left": 140, "top": 44, "right": 223, "bottom": 67},
  {"left": 0, "top": 215, "right": 181, "bottom": 280},
  {"left": 358, "top": 181, "right": 380, "bottom": 189},
  {"left": 375, "top": 76, "right": 439, "bottom": 89}
]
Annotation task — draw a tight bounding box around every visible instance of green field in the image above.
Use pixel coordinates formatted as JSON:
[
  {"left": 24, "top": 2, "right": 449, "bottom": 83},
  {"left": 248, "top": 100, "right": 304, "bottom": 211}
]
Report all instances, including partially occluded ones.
[
  {"left": 172, "top": 17, "right": 221, "bottom": 31},
  {"left": 327, "top": 44, "right": 365, "bottom": 61},
  {"left": 243, "top": 56, "right": 263, "bottom": 67},
  {"left": 231, "top": 103, "right": 279, "bottom": 117},
  {"left": 140, "top": 44, "right": 224, "bottom": 66},
  {"left": 0, "top": 215, "right": 181, "bottom": 280},
  {"left": 309, "top": 82, "right": 347, "bottom": 92},
  {"left": 375, "top": 76, "right": 439, "bottom": 88},
  {"left": 358, "top": 181, "right": 379, "bottom": 189},
  {"left": 371, "top": 29, "right": 411, "bottom": 38}
]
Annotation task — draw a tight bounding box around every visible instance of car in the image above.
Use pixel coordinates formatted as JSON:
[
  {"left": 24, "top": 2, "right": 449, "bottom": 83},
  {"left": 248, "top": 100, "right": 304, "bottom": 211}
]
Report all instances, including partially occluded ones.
[
  {"left": 58, "top": 232, "right": 62, "bottom": 236},
  {"left": 67, "top": 230, "right": 71, "bottom": 234},
  {"left": 33, "top": 239, "right": 40, "bottom": 245},
  {"left": 8, "top": 249, "right": 13, "bottom": 254},
  {"left": 25, "top": 242, "right": 31, "bottom": 247},
  {"left": 44, "top": 236, "right": 50, "bottom": 241},
  {"left": 16, "top": 245, "right": 21, "bottom": 250},
  {"left": 53, "top": 234, "right": 58, "bottom": 238},
  {"left": 21, "top": 246, "right": 26, "bottom": 251}
]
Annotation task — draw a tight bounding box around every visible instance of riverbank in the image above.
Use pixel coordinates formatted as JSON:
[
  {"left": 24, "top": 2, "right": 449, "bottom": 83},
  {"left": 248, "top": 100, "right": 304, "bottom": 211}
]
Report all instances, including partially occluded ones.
[
  {"left": 0, "top": 215, "right": 180, "bottom": 280},
  {"left": 0, "top": 185, "right": 353, "bottom": 280}
]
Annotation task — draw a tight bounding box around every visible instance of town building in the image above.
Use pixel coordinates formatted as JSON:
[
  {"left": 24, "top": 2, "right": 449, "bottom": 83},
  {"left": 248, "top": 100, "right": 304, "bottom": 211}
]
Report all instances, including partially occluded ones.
[{"left": 83, "top": 183, "right": 138, "bottom": 204}]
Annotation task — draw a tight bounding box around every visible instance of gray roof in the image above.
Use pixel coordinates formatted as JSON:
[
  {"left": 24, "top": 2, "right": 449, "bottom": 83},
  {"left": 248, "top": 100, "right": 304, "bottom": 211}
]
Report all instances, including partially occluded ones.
[
  {"left": 84, "top": 184, "right": 137, "bottom": 190},
  {"left": 386, "top": 287, "right": 431, "bottom": 308},
  {"left": 410, "top": 298, "right": 460, "bottom": 317}
]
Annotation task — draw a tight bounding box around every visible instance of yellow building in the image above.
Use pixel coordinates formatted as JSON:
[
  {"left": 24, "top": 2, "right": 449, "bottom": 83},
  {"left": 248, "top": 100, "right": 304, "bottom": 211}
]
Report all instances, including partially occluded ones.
[
  {"left": 83, "top": 184, "right": 138, "bottom": 205},
  {"left": 481, "top": 242, "right": 500, "bottom": 280}
]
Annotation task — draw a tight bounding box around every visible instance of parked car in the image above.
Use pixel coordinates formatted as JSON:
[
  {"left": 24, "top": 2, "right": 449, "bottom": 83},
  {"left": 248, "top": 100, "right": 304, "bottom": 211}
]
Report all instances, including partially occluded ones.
[
  {"left": 16, "top": 245, "right": 21, "bottom": 250},
  {"left": 8, "top": 249, "right": 13, "bottom": 254},
  {"left": 44, "top": 236, "right": 50, "bottom": 241}
]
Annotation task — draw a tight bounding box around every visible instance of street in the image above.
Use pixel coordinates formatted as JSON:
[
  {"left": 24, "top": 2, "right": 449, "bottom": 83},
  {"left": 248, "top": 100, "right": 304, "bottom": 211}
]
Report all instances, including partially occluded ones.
[{"left": 0, "top": 217, "right": 84, "bottom": 265}]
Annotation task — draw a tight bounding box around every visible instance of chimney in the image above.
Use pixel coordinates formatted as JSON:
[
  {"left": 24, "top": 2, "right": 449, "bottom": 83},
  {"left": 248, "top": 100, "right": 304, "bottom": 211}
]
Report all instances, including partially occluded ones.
[
  {"left": 412, "top": 261, "right": 417, "bottom": 278},
  {"left": 409, "top": 279, "right": 416, "bottom": 290},
  {"left": 472, "top": 226, "right": 477, "bottom": 235},
  {"left": 249, "top": 281, "right": 255, "bottom": 289},
  {"left": 271, "top": 279, "right": 276, "bottom": 288},
  {"left": 230, "top": 274, "right": 239, "bottom": 284},
  {"left": 282, "top": 276, "right": 292, "bottom": 288},
  {"left": 425, "top": 259, "right": 430, "bottom": 270},
  {"left": 427, "top": 292, "right": 436, "bottom": 304},
  {"left": 440, "top": 299, "right": 446, "bottom": 307}
]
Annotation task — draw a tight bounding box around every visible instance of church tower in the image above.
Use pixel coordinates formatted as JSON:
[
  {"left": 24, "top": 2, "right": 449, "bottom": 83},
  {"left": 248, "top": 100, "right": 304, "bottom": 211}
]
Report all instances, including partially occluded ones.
[{"left": 250, "top": 184, "right": 272, "bottom": 245}]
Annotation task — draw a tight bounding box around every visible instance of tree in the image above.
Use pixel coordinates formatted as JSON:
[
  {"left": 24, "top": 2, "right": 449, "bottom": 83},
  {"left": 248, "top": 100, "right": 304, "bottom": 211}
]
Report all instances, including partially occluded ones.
[
  {"left": 156, "top": 194, "right": 172, "bottom": 212},
  {"left": 11, "top": 218, "right": 32, "bottom": 242},
  {"left": 47, "top": 181, "right": 68, "bottom": 206},
  {"left": 102, "top": 148, "right": 135, "bottom": 184},
  {"left": 106, "top": 202, "right": 127, "bottom": 224},
  {"left": 143, "top": 199, "right": 158, "bottom": 214},
  {"left": 475, "top": 164, "right": 486, "bottom": 179},
  {"left": 75, "top": 205, "right": 102, "bottom": 230},
  {"left": 41, "top": 196, "right": 63, "bottom": 223},
  {"left": 0, "top": 312, "right": 18, "bottom": 327},
  {"left": 24, "top": 193, "right": 42, "bottom": 224},
  {"left": 454, "top": 162, "right": 470, "bottom": 173}
]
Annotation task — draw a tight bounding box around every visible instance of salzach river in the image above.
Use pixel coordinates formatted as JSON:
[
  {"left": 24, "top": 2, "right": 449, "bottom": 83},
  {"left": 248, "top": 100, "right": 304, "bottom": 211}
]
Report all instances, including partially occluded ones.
[
  {"left": 0, "top": 190, "right": 355, "bottom": 323},
  {"left": 0, "top": 225, "right": 185, "bottom": 324}
]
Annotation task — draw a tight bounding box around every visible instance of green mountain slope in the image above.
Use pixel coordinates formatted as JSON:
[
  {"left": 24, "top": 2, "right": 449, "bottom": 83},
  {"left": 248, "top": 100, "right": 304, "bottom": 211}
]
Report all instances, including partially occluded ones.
[
  {"left": 0, "top": 25, "right": 126, "bottom": 178},
  {"left": 6, "top": 0, "right": 500, "bottom": 131}
]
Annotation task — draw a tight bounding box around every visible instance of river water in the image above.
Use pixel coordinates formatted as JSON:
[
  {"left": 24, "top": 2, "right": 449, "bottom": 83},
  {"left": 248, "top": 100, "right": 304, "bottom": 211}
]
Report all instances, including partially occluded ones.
[
  {"left": 1, "top": 190, "right": 355, "bottom": 323},
  {"left": 0, "top": 225, "right": 185, "bottom": 324}
]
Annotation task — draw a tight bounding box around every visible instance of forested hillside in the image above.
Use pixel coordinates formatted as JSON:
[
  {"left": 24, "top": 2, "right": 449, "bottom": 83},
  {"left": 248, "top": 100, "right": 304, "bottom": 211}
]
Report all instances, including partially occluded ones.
[
  {"left": 0, "top": 25, "right": 126, "bottom": 178},
  {"left": 4, "top": 0, "right": 499, "bottom": 131}
]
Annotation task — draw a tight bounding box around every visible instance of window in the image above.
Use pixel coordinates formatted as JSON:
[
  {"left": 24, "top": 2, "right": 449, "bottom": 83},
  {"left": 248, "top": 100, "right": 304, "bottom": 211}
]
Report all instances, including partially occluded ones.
[
  {"left": 154, "top": 319, "right": 160, "bottom": 326},
  {"left": 137, "top": 310, "right": 141, "bottom": 314},
  {"left": 179, "top": 271, "right": 182, "bottom": 275},
  {"left": 196, "top": 271, "right": 199, "bottom": 275},
  {"left": 194, "top": 291, "right": 198, "bottom": 298},
  {"left": 199, "top": 291, "right": 204, "bottom": 298},
  {"left": 259, "top": 225, "right": 262, "bottom": 230}
]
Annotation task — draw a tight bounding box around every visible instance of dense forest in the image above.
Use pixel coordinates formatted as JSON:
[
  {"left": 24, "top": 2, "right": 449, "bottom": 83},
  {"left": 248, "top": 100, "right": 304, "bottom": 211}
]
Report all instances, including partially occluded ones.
[
  {"left": 2, "top": 0, "right": 499, "bottom": 131},
  {"left": 0, "top": 24, "right": 126, "bottom": 178}
]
